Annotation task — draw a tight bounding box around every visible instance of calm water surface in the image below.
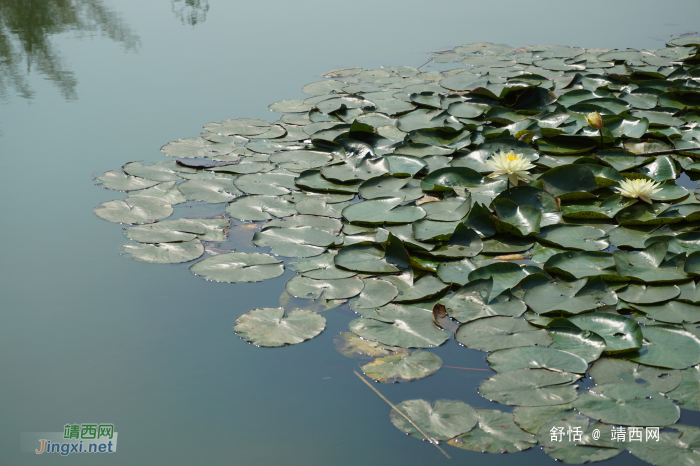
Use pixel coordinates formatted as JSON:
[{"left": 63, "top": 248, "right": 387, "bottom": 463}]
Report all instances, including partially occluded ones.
[{"left": 1, "top": 1, "right": 699, "bottom": 464}]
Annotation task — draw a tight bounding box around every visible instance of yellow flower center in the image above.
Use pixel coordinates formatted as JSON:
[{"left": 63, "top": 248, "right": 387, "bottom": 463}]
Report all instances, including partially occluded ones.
[{"left": 507, "top": 154, "right": 519, "bottom": 162}]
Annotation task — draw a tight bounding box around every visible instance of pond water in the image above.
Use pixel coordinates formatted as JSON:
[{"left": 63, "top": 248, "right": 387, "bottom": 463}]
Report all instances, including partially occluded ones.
[{"left": 1, "top": 1, "right": 700, "bottom": 464}]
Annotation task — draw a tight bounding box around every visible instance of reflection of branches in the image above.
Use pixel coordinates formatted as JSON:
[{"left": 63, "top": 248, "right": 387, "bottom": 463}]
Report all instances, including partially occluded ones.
[
  {"left": 0, "top": 0, "right": 141, "bottom": 101},
  {"left": 172, "top": 0, "right": 210, "bottom": 27}
]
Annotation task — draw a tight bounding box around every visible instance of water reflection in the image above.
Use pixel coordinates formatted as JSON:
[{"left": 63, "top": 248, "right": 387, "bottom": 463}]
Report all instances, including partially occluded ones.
[
  {"left": 0, "top": 0, "right": 140, "bottom": 101},
  {"left": 172, "top": 0, "right": 209, "bottom": 26}
]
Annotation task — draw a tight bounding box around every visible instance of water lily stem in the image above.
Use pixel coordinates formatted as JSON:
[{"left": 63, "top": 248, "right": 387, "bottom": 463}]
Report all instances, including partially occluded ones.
[
  {"left": 599, "top": 129, "right": 603, "bottom": 150},
  {"left": 353, "top": 371, "right": 451, "bottom": 459}
]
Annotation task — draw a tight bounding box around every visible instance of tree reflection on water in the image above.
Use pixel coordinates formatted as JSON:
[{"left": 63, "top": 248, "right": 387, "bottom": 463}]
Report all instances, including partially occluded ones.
[
  {"left": 0, "top": 0, "right": 140, "bottom": 101},
  {"left": 172, "top": 0, "right": 210, "bottom": 27}
]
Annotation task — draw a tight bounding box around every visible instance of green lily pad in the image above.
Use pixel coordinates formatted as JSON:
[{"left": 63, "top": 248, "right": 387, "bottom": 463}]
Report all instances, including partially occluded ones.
[
  {"left": 361, "top": 350, "right": 442, "bottom": 383},
  {"left": 234, "top": 172, "right": 297, "bottom": 195},
  {"left": 333, "top": 331, "right": 408, "bottom": 359},
  {"left": 428, "top": 224, "right": 483, "bottom": 258},
  {"left": 189, "top": 252, "right": 284, "bottom": 283},
  {"left": 536, "top": 225, "right": 609, "bottom": 251},
  {"left": 179, "top": 178, "right": 242, "bottom": 203},
  {"left": 615, "top": 242, "right": 688, "bottom": 283},
  {"left": 544, "top": 251, "right": 616, "bottom": 279},
  {"left": 420, "top": 167, "right": 482, "bottom": 192},
  {"left": 468, "top": 262, "right": 531, "bottom": 297},
  {"left": 487, "top": 346, "right": 589, "bottom": 374},
  {"left": 568, "top": 313, "right": 643, "bottom": 354},
  {"left": 574, "top": 383, "right": 680, "bottom": 426},
  {"left": 390, "top": 399, "right": 478, "bottom": 441},
  {"left": 589, "top": 358, "right": 682, "bottom": 393},
  {"left": 348, "top": 278, "right": 399, "bottom": 310},
  {"left": 334, "top": 235, "right": 409, "bottom": 273},
  {"left": 447, "top": 409, "right": 537, "bottom": 453},
  {"left": 632, "top": 300, "right": 700, "bottom": 324},
  {"left": 421, "top": 198, "right": 471, "bottom": 221},
  {"left": 627, "top": 425, "right": 700, "bottom": 466},
  {"left": 393, "top": 275, "right": 448, "bottom": 303},
  {"left": 539, "top": 165, "right": 598, "bottom": 198},
  {"left": 233, "top": 308, "right": 326, "bottom": 347},
  {"left": 537, "top": 411, "right": 624, "bottom": 464},
  {"left": 126, "top": 182, "right": 187, "bottom": 205},
  {"left": 285, "top": 275, "right": 364, "bottom": 300},
  {"left": 121, "top": 239, "right": 204, "bottom": 264},
  {"left": 342, "top": 197, "right": 425, "bottom": 225},
  {"left": 547, "top": 328, "right": 607, "bottom": 363},
  {"left": 617, "top": 284, "right": 680, "bottom": 304},
  {"left": 624, "top": 324, "right": 700, "bottom": 369},
  {"left": 667, "top": 365, "right": 700, "bottom": 411},
  {"left": 349, "top": 304, "right": 450, "bottom": 348},
  {"left": 455, "top": 316, "right": 552, "bottom": 351},
  {"left": 524, "top": 277, "right": 617, "bottom": 315},
  {"left": 225, "top": 195, "right": 297, "bottom": 221},
  {"left": 94, "top": 170, "right": 160, "bottom": 192},
  {"left": 478, "top": 368, "right": 580, "bottom": 407},
  {"left": 492, "top": 199, "right": 542, "bottom": 236},
  {"left": 94, "top": 198, "right": 173, "bottom": 224},
  {"left": 436, "top": 258, "right": 476, "bottom": 286},
  {"left": 252, "top": 226, "right": 337, "bottom": 258},
  {"left": 446, "top": 279, "right": 527, "bottom": 323},
  {"left": 123, "top": 219, "right": 207, "bottom": 243},
  {"left": 512, "top": 403, "right": 574, "bottom": 434}
]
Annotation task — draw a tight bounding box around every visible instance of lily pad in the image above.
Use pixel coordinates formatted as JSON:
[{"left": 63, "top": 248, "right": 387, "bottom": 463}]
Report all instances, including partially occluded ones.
[
  {"left": 333, "top": 331, "right": 408, "bottom": 359},
  {"left": 348, "top": 304, "right": 450, "bottom": 348},
  {"left": 447, "top": 409, "right": 537, "bottom": 453},
  {"left": 568, "top": 313, "right": 643, "bottom": 354},
  {"left": 487, "top": 346, "right": 589, "bottom": 374},
  {"left": 233, "top": 307, "right": 326, "bottom": 347},
  {"left": 94, "top": 198, "right": 173, "bottom": 224},
  {"left": 121, "top": 239, "right": 204, "bottom": 264},
  {"left": 574, "top": 383, "right": 680, "bottom": 426},
  {"left": 390, "top": 399, "right": 478, "bottom": 441},
  {"left": 624, "top": 324, "right": 700, "bottom": 369},
  {"left": 225, "top": 195, "right": 297, "bottom": 221},
  {"left": 478, "top": 368, "right": 580, "bottom": 407},
  {"left": 547, "top": 328, "right": 607, "bottom": 363},
  {"left": 455, "top": 316, "right": 552, "bottom": 351},
  {"left": 589, "top": 358, "right": 682, "bottom": 393},
  {"left": 285, "top": 275, "right": 364, "bottom": 300},
  {"left": 361, "top": 350, "right": 442, "bottom": 383},
  {"left": 189, "top": 252, "right": 284, "bottom": 283},
  {"left": 524, "top": 277, "right": 617, "bottom": 315},
  {"left": 252, "top": 226, "right": 337, "bottom": 257}
]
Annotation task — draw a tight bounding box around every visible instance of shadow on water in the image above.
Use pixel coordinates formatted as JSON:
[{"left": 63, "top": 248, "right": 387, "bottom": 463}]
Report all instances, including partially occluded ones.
[
  {"left": 0, "top": 0, "right": 140, "bottom": 102},
  {"left": 171, "top": 0, "right": 210, "bottom": 26}
]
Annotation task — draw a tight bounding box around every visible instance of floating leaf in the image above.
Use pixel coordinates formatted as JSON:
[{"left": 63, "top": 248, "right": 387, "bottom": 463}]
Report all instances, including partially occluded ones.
[
  {"left": 189, "top": 252, "right": 283, "bottom": 283},
  {"left": 455, "top": 316, "right": 551, "bottom": 351},
  {"left": 524, "top": 277, "right": 617, "bottom": 315},
  {"left": 94, "top": 198, "right": 173, "bottom": 224},
  {"left": 547, "top": 328, "right": 606, "bottom": 363},
  {"left": 624, "top": 324, "right": 700, "bottom": 369},
  {"left": 568, "top": 313, "right": 643, "bottom": 354},
  {"left": 226, "top": 195, "right": 297, "bottom": 221},
  {"left": 121, "top": 240, "right": 204, "bottom": 264},
  {"left": 589, "top": 358, "right": 682, "bottom": 393},
  {"left": 487, "top": 346, "right": 589, "bottom": 374},
  {"left": 478, "top": 368, "right": 580, "bottom": 407},
  {"left": 361, "top": 350, "right": 442, "bottom": 382},
  {"left": 252, "top": 226, "right": 337, "bottom": 257},
  {"left": 348, "top": 304, "right": 450, "bottom": 348},
  {"left": 285, "top": 275, "right": 364, "bottom": 300},
  {"left": 447, "top": 409, "right": 537, "bottom": 453},
  {"left": 342, "top": 197, "right": 425, "bottom": 225},
  {"left": 667, "top": 365, "right": 700, "bottom": 411},
  {"left": 574, "top": 383, "right": 679, "bottom": 426},
  {"left": 94, "top": 170, "right": 160, "bottom": 191},
  {"left": 390, "top": 399, "right": 478, "bottom": 441},
  {"left": 333, "top": 332, "right": 408, "bottom": 359},
  {"left": 233, "top": 308, "right": 325, "bottom": 347},
  {"left": 537, "top": 411, "right": 624, "bottom": 464},
  {"left": 627, "top": 425, "right": 700, "bottom": 466}
]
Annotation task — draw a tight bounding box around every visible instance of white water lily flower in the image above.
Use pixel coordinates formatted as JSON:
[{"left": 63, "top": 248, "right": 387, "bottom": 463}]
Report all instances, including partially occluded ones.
[
  {"left": 484, "top": 150, "right": 535, "bottom": 186},
  {"left": 614, "top": 178, "right": 663, "bottom": 204}
]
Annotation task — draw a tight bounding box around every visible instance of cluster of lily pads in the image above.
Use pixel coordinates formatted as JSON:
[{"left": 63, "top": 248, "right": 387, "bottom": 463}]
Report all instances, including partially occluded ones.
[{"left": 93, "top": 38, "right": 700, "bottom": 464}]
